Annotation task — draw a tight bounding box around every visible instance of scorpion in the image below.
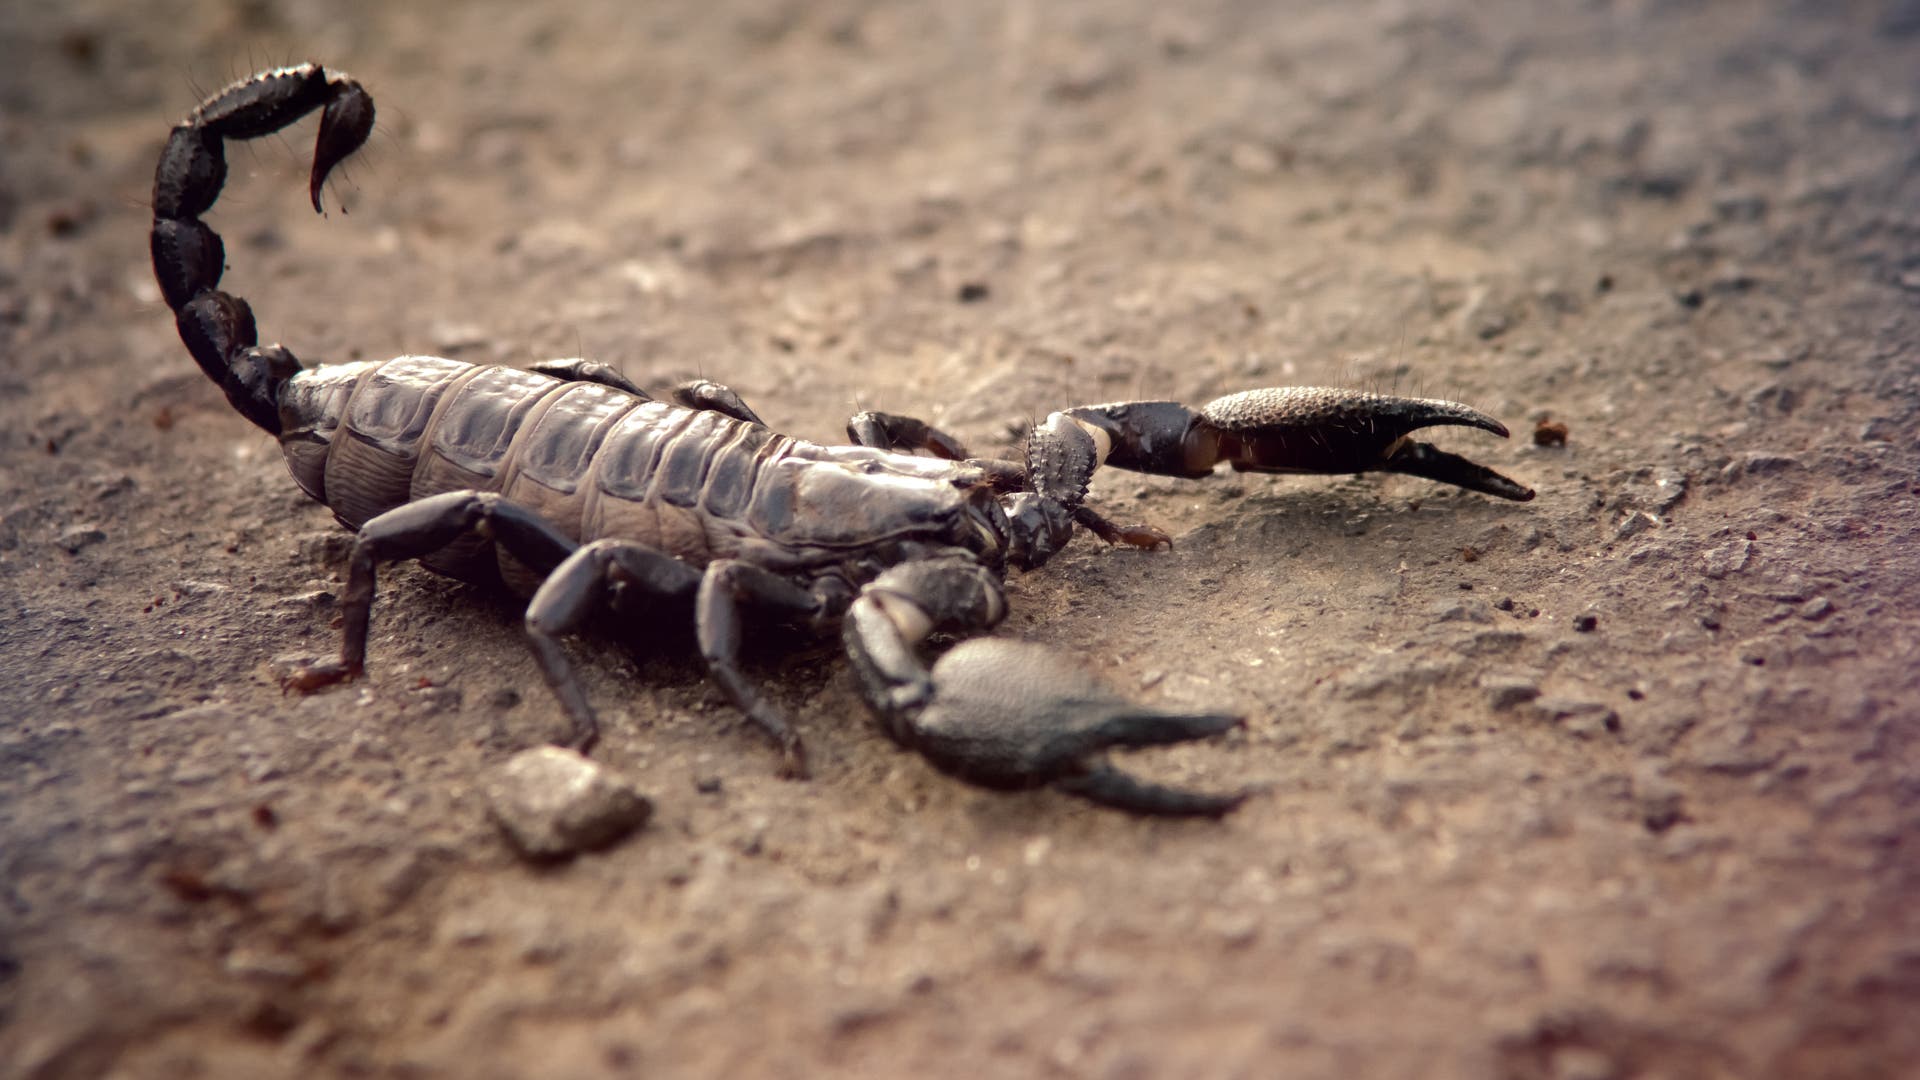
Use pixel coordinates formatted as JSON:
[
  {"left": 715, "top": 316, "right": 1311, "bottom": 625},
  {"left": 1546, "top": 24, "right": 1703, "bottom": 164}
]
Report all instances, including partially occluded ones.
[{"left": 150, "top": 65, "right": 1535, "bottom": 817}]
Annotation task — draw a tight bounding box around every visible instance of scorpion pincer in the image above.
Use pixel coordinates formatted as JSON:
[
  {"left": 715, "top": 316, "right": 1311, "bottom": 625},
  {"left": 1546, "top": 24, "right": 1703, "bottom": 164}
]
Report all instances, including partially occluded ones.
[{"left": 150, "top": 65, "right": 1535, "bottom": 817}]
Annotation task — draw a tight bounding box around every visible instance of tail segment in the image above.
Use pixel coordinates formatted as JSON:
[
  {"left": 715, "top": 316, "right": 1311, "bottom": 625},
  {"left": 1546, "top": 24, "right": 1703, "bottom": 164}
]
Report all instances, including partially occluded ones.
[{"left": 150, "top": 64, "right": 375, "bottom": 433}]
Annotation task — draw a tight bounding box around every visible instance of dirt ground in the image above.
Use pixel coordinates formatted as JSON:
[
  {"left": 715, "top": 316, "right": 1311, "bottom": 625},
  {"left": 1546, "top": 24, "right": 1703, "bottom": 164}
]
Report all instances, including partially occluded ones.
[{"left": 3, "top": 1, "right": 1918, "bottom": 1077}]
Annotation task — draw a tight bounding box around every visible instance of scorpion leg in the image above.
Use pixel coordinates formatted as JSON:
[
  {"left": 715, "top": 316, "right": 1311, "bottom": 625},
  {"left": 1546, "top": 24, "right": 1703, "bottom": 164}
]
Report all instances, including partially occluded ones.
[
  {"left": 288, "top": 490, "right": 573, "bottom": 689},
  {"left": 842, "top": 556, "right": 1248, "bottom": 816},
  {"left": 528, "top": 358, "right": 651, "bottom": 399},
  {"left": 523, "top": 540, "right": 701, "bottom": 752},
  {"left": 694, "top": 560, "right": 824, "bottom": 779},
  {"left": 846, "top": 411, "right": 971, "bottom": 460},
  {"left": 671, "top": 379, "right": 766, "bottom": 426}
]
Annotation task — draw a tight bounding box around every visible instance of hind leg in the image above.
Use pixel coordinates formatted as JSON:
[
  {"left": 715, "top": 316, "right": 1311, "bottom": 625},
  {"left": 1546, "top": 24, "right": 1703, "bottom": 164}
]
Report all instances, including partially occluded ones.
[{"left": 288, "top": 490, "right": 571, "bottom": 689}]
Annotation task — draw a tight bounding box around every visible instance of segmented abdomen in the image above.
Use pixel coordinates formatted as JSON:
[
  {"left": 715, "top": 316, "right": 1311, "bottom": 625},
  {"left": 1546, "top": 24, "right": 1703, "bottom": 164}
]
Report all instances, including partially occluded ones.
[{"left": 276, "top": 356, "right": 786, "bottom": 590}]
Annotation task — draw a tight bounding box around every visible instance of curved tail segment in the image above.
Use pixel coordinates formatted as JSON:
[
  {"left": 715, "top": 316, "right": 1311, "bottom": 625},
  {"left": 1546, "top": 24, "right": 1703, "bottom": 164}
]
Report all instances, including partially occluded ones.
[{"left": 150, "top": 64, "right": 375, "bottom": 433}]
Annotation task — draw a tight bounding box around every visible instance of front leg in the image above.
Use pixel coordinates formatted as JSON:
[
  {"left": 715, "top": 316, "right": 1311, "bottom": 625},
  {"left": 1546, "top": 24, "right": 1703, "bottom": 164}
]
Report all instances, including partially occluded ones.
[
  {"left": 694, "top": 560, "right": 823, "bottom": 778},
  {"left": 842, "top": 557, "right": 1247, "bottom": 816}
]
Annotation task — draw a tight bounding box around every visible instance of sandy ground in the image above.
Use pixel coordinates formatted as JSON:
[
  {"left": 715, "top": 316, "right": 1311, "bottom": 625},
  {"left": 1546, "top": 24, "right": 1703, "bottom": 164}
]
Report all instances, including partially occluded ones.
[{"left": 3, "top": 1, "right": 1919, "bottom": 1077}]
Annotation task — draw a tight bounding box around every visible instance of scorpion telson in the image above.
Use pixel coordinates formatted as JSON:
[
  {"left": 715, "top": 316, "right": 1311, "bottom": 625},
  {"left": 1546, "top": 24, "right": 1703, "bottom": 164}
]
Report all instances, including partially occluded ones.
[{"left": 152, "top": 64, "right": 1534, "bottom": 817}]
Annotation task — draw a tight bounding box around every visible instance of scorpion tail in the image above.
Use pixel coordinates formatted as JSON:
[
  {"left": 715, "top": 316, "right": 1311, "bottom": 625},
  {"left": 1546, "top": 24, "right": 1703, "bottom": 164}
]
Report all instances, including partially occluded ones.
[{"left": 150, "top": 64, "right": 375, "bottom": 434}]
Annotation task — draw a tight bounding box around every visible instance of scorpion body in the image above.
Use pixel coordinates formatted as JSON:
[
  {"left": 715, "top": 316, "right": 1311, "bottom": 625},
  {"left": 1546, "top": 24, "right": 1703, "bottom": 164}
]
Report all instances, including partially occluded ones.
[
  {"left": 151, "top": 65, "right": 1534, "bottom": 816},
  {"left": 277, "top": 355, "right": 1006, "bottom": 591}
]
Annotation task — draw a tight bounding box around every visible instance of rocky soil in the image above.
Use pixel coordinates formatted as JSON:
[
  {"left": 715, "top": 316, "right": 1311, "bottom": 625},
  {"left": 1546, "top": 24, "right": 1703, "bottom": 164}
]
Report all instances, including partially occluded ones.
[{"left": 2, "top": 1, "right": 1917, "bottom": 1077}]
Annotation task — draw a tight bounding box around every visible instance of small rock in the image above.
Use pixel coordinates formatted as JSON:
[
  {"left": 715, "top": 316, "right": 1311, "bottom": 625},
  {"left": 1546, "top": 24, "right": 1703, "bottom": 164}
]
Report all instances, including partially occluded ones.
[
  {"left": 1532, "top": 698, "right": 1620, "bottom": 739},
  {"left": 90, "top": 473, "right": 135, "bottom": 499},
  {"left": 1858, "top": 417, "right": 1899, "bottom": 442},
  {"left": 1636, "top": 782, "right": 1687, "bottom": 834},
  {"left": 57, "top": 525, "right": 106, "bottom": 553},
  {"left": 1429, "top": 601, "right": 1491, "bottom": 624},
  {"left": 1702, "top": 540, "right": 1753, "bottom": 579},
  {"left": 1797, "top": 596, "right": 1834, "bottom": 621},
  {"left": 1482, "top": 675, "right": 1542, "bottom": 710},
  {"left": 1712, "top": 191, "right": 1767, "bottom": 222},
  {"left": 1550, "top": 1044, "right": 1620, "bottom": 1080},
  {"left": 1719, "top": 452, "right": 1800, "bottom": 482},
  {"left": 430, "top": 320, "right": 489, "bottom": 353},
  {"left": 1572, "top": 613, "right": 1599, "bottom": 632},
  {"left": 1613, "top": 511, "right": 1656, "bottom": 540},
  {"left": 484, "top": 747, "right": 652, "bottom": 859}
]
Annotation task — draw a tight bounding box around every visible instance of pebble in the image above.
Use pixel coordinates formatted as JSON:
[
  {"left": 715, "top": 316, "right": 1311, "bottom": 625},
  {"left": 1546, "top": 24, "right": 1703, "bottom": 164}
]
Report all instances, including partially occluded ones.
[
  {"left": 1702, "top": 540, "right": 1753, "bottom": 579},
  {"left": 1531, "top": 698, "right": 1620, "bottom": 738},
  {"left": 483, "top": 747, "right": 653, "bottom": 859},
  {"left": 1719, "top": 452, "right": 1801, "bottom": 483},
  {"left": 1797, "top": 596, "right": 1834, "bottom": 621},
  {"left": 1481, "top": 675, "right": 1542, "bottom": 710},
  {"left": 57, "top": 524, "right": 106, "bottom": 552}
]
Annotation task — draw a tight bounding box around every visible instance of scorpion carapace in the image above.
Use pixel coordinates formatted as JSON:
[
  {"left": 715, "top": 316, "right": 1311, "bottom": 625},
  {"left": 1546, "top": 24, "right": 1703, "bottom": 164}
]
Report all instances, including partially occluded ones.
[{"left": 152, "top": 65, "right": 1535, "bottom": 818}]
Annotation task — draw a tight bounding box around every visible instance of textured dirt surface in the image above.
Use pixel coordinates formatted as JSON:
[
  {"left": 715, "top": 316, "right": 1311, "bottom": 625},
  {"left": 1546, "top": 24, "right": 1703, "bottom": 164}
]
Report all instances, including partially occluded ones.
[{"left": 4, "top": 1, "right": 1919, "bottom": 1077}]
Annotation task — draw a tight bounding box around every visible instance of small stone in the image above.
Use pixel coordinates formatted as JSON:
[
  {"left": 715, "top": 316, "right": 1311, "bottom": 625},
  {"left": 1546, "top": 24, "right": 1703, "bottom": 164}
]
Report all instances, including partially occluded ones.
[
  {"left": 1613, "top": 511, "right": 1656, "bottom": 540},
  {"left": 956, "top": 281, "right": 990, "bottom": 303},
  {"left": 57, "top": 525, "right": 106, "bottom": 553},
  {"left": 430, "top": 320, "right": 489, "bottom": 353},
  {"left": 1550, "top": 1044, "right": 1620, "bottom": 1080},
  {"left": 1702, "top": 539, "right": 1753, "bottom": 579},
  {"left": 1429, "top": 601, "right": 1491, "bottom": 624},
  {"left": 1797, "top": 596, "right": 1834, "bottom": 621},
  {"left": 1712, "top": 191, "right": 1767, "bottom": 222},
  {"left": 1532, "top": 698, "right": 1620, "bottom": 739},
  {"left": 1636, "top": 783, "right": 1687, "bottom": 833},
  {"left": 1719, "top": 452, "right": 1800, "bottom": 482},
  {"left": 1482, "top": 675, "right": 1542, "bottom": 710},
  {"left": 484, "top": 747, "right": 652, "bottom": 859},
  {"left": 1859, "top": 417, "right": 1898, "bottom": 442},
  {"left": 1572, "top": 613, "right": 1599, "bottom": 632}
]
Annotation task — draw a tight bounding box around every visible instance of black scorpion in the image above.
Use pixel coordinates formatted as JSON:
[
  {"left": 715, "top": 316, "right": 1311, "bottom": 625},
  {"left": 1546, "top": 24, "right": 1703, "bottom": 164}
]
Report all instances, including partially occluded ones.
[{"left": 150, "top": 65, "right": 1535, "bottom": 816}]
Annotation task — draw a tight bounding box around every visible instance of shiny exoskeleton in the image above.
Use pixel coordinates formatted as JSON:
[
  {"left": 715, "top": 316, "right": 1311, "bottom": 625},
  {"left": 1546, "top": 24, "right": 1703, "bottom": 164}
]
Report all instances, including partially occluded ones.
[{"left": 151, "top": 65, "right": 1534, "bottom": 817}]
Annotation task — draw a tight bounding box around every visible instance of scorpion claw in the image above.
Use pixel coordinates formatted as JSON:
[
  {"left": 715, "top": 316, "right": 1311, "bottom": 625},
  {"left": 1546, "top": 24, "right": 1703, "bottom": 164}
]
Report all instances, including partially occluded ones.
[
  {"left": 902, "top": 639, "right": 1248, "bottom": 815},
  {"left": 1050, "top": 387, "right": 1535, "bottom": 503},
  {"left": 1057, "top": 765, "right": 1251, "bottom": 818},
  {"left": 1194, "top": 388, "right": 1536, "bottom": 500}
]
